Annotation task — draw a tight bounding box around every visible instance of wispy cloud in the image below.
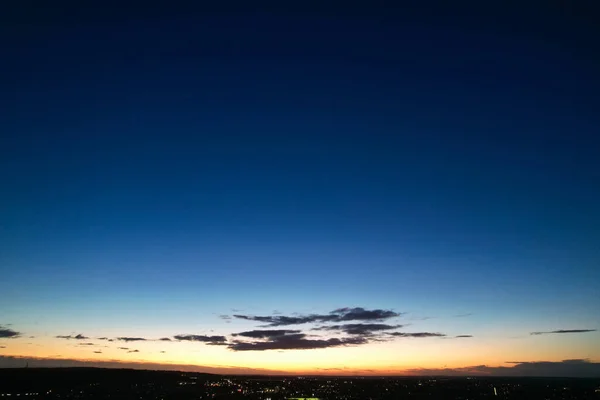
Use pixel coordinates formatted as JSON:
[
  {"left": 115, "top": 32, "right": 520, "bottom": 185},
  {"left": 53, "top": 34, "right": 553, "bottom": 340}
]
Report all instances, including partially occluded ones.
[
  {"left": 128, "top": 350, "right": 139, "bottom": 353},
  {"left": 315, "top": 323, "right": 402, "bottom": 336},
  {"left": 56, "top": 334, "right": 88, "bottom": 340},
  {"left": 530, "top": 329, "right": 597, "bottom": 335},
  {"left": 0, "top": 327, "right": 20, "bottom": 338},
  {"left": 117, "top": 337, "right": 146, "bottom": 342},
  {"left": 232, "top": 330, "right": 301, "bottom": 339},
  {"left": 455, "top": 335, "right": 473, "bottom": 338},
  {"left": 388, "top": 332, "right": 446, "bottom": 338},
  {"left": 174, "top": 334, "right": 227, "bottom": 344},
  {"left": 233, "top": 307, "right": 401, "bottom": 327},
  {"left": 229, "top": 332, "right": 367, "bottom": 351},
  {"left": 159, "top": 337, "right": 171, "bottom": 341},
  {"left": 453, "top": 313, "right": 473, "bottom": 318}
]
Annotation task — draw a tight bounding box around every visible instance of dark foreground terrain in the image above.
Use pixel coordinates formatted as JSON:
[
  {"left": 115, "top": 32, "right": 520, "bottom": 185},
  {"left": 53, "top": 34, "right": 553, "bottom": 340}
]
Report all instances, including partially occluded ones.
[{"left": 0, "top": 368, "right": 599, "bottom": 400}]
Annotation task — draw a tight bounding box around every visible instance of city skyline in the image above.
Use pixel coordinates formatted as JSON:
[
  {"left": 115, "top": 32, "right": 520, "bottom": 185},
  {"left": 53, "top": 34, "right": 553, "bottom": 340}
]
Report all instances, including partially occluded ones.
[{"left": 1, "top": 3, "right": 599, "bottom": 376}]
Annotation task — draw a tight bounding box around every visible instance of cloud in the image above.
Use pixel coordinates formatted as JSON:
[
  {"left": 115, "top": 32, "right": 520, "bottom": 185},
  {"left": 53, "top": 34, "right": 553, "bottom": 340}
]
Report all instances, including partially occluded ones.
[
  {"left": 117, "top": 337, "right": 146, "bottom": 342},
  {"left": 455, "top": 335, "right": 473, "bottom": 338},
  {"left": 405, "top": 359, "right": 600, "bottom": 378},
  {"left": 453, "top": 313, "right": 473, "bottom": 318},
  {"left": 388, "top": 332, "right": 446, "bottom": 338},
  {"left": 78, "top": 343, "right": 95, "bottom": 346},
  {"left": 229, "top": 332, "right": 368, "bottom": 351},
  {"left": 232, "top": 330, "right": 301, "bottom": 339},
  {"left": 128, "top": 350, "right": 139, "bottom": 353},
  {"left": 159, "top": 337, "right": 171, "bottom": 341},
  {"left": 93, "top": 351, "right": 102, "bottom": 354},
  {"left": 530, "top": 329, "right": 597, "bottom": 335},
  {"left": 174, "top": 334, "right": 227, "bottom": 344},
  {"left": 97, "top": 337, "right": 108, "bottom": 340},
  {"left": 0, "top": 327, "right": 20, "bottom": 338},
  {"left": 233, "top": 307, "right": 401, "bottom": 327},
  {"left": 56, "top": 334, "right": 89, "bottom": 340},
  {"left": 0, "top": 346, "right": 5, "bottom": 348},
  {"left": 407, "top": 315, "right": 434, "bottom": 321},
  {"left": 219, "top": 315, "right": 232, "bottom": 320},
  {"left": 316, "top": 323, "right": 402, "bottom": 336},
  {"left": 160, "top": 351, "right": 166, "bottom": 353},
  {"left": 332, "top": 307, "right": 400, "bottom": 321},
  {"left": 117, "top": 347, "right": 129, "bottom": 350}
]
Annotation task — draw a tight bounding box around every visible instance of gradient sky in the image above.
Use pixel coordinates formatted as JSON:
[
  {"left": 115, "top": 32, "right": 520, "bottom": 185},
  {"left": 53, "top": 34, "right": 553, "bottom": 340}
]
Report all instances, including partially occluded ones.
[{"left": 1, "top": 3, "right": 599, "bottom": 376}]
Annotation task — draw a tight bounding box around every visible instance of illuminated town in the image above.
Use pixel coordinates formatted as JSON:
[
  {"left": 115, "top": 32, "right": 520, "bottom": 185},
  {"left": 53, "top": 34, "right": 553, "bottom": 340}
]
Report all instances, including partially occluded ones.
[{"left": 1, "top": 368, "right": 599, "bottom": 400}]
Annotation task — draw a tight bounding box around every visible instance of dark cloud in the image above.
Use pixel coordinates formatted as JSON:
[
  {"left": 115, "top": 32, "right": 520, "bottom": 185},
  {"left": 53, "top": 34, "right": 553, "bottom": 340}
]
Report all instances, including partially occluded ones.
[
  {"left": 159, "top": 337, "right": 171, "bottom": 341},
  {"left": 56, "top": 334, "right": 88, "bottom": 340},
  {"left": 117, "top": 347, "right": 129, "bottom": 350},
  {"left": 0, "top": 327, "right": 20, "bottom": 338},
  {"left": 93, "top": 351, "right": 102, "bottom": 354},
  {"left": 232, "top": 330, "right": 301, "bottom": 339},
  {"left": 229, "top": 333, "right": 368, "bottom": 351},
  {"left": 0, "top": 346, "right": 5, "bottom": 348},
  {"left": 406, "top": 359, "right": 600, "bottom": 378},
  {"left": 233, "top": 307, "right": 400, "bottom": 327},
  {"left": 234, "top": 314, "right": 310, "bottom": 325},
  {"left": 78, "top": 343, "right": 95, "bottom": 346},
  {"left": 333, "top": 307, "right": 400, "bottom": 322},
  {"left": 316, "top": 324, "right": 402, "bottom": 336},
  {"left": 117, "top": 337, "right": 146, "bottom": 342},
  {"left": 174, "top": 334, "right": 227, "bottom": 344},
  {"left": 530, "top": 329, "right": 597, "bottom": 335},
  {"left": 389, "top": 332, "right": 446, "bottom": 338},
  {"left": 97, "top": 337, "right": 109, "bottom": 340},
  {"left": 128, "top": 350, "right": 139, "bottom": 353},
  {"left": 455, "top": 335, "right": 473, "bottom": 338}
]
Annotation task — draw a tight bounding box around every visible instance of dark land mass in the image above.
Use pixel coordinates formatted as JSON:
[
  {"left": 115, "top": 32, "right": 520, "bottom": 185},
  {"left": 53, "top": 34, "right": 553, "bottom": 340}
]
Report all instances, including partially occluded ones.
[
  {"left": 1, "top": 368, "right": 599, "bottom": 399},
  {"left": 0, "top": 367, "right": 214, "bottom": 391}
]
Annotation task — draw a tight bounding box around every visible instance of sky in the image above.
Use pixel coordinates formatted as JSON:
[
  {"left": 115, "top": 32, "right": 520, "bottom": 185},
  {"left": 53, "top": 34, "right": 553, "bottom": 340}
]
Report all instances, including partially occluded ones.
[{"left": 1, "top": 2, "right": 599, "bottom": 376}]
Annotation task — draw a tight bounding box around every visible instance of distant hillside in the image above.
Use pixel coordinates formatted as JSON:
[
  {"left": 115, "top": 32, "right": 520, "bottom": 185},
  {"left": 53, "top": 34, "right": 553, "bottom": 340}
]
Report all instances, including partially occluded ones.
[{"left": 0, "top": 367, "right": 217, "bottom": 392}]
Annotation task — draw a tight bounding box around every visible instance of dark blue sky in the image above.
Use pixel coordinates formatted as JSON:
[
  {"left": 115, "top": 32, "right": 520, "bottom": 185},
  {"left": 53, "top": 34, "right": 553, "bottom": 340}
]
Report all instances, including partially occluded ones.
[{"left": 1, "top": 2, "right": 599, "bottom": 371}]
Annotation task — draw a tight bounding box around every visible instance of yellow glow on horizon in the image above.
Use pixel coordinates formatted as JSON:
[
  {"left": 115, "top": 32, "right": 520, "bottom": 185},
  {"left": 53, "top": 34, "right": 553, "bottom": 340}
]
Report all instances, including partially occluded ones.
[{"left": 2, "top": 333, "right": 599, "bottom": 375}]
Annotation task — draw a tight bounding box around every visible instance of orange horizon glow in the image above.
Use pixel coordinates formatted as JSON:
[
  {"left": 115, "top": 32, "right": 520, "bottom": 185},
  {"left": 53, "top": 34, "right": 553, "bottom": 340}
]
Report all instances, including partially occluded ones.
[
  {"left": 2, "top": 334, "right": 599, "bottom": 376},
  {"left": 3, "top": 352, "right": 600, "bottom": 376}
]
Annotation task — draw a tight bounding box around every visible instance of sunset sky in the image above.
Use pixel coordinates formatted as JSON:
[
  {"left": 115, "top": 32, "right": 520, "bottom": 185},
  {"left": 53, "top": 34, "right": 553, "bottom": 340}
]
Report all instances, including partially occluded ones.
[{"left": 1, "top": 3, "right": 599, "bottom": 376}]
